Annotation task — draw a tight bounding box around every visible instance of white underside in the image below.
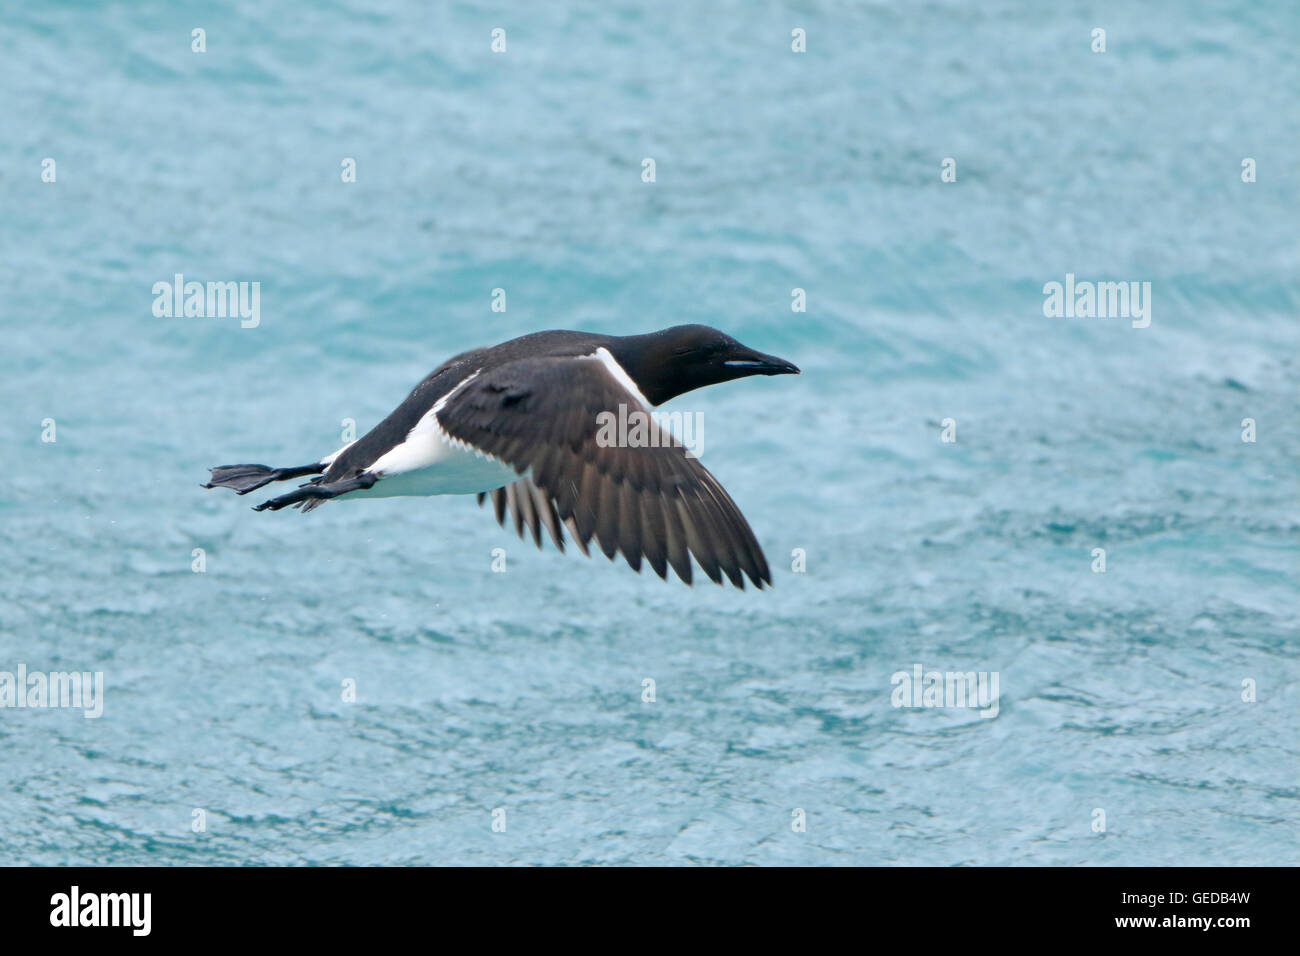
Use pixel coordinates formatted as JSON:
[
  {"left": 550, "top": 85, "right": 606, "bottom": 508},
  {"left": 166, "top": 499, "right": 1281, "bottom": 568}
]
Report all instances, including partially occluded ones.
[
  {"left": 336, "top": 369, "right": 523, "bottom": 499},
  {"left": 351, "top": 436, "right": 524, "bottom": 498}
]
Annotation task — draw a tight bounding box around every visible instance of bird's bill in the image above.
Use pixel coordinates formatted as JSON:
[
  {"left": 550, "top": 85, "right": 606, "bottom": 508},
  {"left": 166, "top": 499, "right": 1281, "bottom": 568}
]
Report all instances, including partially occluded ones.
[{"left": 723, "top": 348, "right": 801, "bottom": 375}]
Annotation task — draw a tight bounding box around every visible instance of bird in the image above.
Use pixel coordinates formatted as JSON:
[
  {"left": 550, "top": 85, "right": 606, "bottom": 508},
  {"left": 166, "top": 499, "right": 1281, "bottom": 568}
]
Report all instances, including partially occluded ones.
[{"left": 202, "top": 324, "right": 799, "bottom": 588}]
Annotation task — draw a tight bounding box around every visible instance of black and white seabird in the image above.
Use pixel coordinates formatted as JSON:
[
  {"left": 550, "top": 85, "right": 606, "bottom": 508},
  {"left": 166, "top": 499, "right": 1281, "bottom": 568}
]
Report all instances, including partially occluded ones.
[{"left": 203, "top": 325, "right": 799, "bottom": 588}]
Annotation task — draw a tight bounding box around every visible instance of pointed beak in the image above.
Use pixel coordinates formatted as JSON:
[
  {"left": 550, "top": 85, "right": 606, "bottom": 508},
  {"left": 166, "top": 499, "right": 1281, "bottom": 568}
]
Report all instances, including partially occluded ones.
[{"left": 724, "top": 349, "right": 801, "bottom": 375}]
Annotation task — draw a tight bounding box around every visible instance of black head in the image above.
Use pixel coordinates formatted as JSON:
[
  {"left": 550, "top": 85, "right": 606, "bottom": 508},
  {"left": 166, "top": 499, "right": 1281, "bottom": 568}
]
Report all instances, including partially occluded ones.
[{"left": 610, "top": 324, "right": 800, "bottom": 406}]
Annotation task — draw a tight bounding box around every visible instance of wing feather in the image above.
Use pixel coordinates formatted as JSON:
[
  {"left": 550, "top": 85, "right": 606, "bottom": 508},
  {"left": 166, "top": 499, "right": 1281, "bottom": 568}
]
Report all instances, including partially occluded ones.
[{"left": 455, "top": 357, "right": 770, "bottom": 588}]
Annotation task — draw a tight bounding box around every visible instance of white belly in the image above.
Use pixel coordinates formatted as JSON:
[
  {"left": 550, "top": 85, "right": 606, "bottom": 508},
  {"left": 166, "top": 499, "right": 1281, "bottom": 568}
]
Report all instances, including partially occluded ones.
[
  {"left": 338, "top": 368, "right": 522, "bottom": 499},
  {"left": 350, "top": 434, "right": 522, "bottom": 498}
]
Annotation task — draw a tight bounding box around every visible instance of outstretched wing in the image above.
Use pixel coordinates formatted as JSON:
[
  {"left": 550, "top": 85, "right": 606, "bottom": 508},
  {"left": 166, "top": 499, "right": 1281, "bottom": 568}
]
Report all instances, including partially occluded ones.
[{"left": 442, "top": 356, "right": 772, "bottom": 588}]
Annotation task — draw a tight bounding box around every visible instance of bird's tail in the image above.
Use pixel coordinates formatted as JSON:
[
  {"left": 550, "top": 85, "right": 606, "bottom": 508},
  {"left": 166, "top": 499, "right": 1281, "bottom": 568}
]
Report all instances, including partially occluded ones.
[{"left": 202, "top": 462, "right": 323, "bottom": 495}]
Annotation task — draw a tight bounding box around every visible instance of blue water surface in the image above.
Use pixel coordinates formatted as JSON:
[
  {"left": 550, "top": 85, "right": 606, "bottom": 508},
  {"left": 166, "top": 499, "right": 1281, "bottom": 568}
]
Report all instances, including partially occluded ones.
[{"left": 1, "top": 1, "right": 1297, "bottom": 865}]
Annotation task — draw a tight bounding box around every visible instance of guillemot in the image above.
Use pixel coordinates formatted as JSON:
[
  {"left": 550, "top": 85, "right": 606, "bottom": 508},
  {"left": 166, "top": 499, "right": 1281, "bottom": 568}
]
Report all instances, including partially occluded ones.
[{"left": 202, "top": 325, "right": 799, "bottom": 588}]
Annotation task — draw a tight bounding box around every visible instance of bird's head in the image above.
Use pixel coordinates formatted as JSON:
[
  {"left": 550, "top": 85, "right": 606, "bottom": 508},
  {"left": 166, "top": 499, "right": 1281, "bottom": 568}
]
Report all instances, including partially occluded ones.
[{"left": 615, "top": 324, "right": 800, "bottom": 405}]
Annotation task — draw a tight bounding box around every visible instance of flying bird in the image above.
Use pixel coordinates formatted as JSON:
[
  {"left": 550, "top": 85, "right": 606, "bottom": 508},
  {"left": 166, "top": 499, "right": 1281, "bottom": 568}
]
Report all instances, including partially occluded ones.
[{"left": 203, "top": 325, "right": 799, "bottom": 588}]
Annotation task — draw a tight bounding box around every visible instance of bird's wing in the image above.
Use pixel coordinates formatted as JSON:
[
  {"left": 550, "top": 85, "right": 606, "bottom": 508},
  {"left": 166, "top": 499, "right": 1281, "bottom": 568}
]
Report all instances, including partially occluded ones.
[{"left": 442, "top": 356, "right": 771, "bottom": 588}]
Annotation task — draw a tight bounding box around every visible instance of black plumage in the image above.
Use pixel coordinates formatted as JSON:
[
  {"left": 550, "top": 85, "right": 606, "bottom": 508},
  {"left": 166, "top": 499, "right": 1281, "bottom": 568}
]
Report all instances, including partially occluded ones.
[{"left": 204, "top": 325, "right": 799, "bottom": 589}]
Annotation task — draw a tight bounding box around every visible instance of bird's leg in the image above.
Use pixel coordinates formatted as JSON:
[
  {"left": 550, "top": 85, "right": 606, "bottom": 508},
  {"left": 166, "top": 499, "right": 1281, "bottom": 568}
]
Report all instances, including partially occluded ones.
[
  {"left": 203, "top": 462, "right": 324, "bottom": 494},
  {"left": 253, "top": 472, "right": 378, "bottom": 512}
]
